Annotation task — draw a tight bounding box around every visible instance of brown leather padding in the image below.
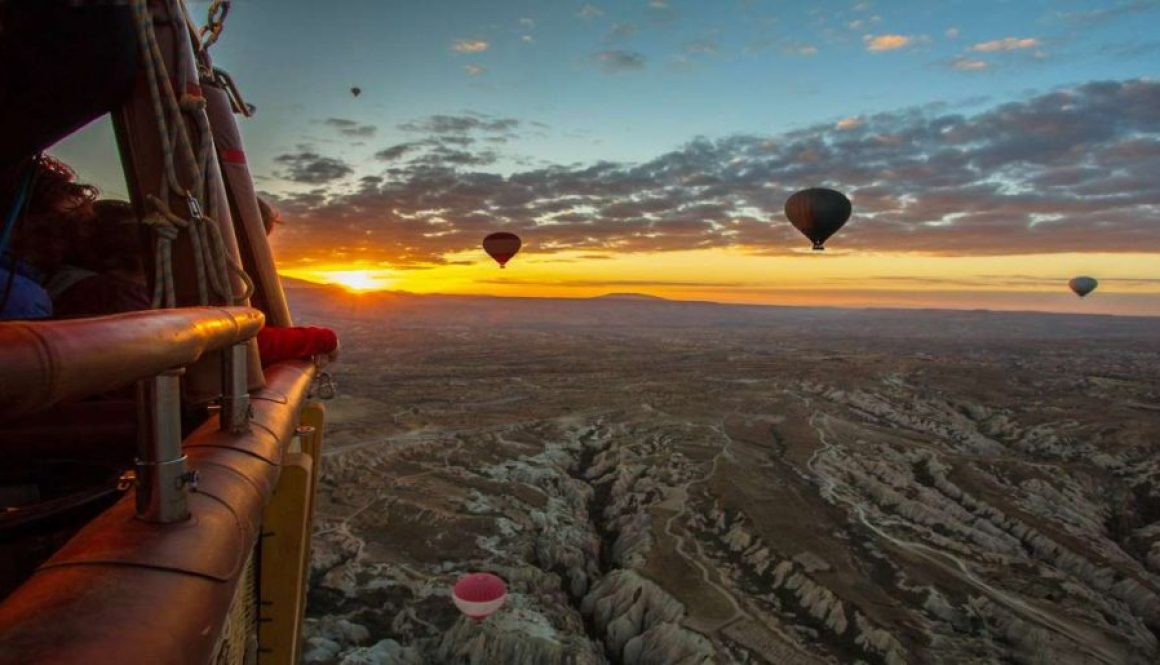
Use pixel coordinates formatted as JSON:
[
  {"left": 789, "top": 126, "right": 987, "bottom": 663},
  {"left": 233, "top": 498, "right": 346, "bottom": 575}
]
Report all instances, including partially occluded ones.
[
  {"left": 0, "top": 361, "right": 316, "bottom": 665},
  {"left": 0, "top": 306, "right": 264, "bottom": 420}
]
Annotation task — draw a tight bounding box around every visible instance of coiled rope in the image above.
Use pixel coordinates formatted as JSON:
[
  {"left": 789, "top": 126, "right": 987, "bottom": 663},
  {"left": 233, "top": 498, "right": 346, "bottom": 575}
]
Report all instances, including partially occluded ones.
[{"left": 130, "top": 0, "right": 252, "bottom": 308}]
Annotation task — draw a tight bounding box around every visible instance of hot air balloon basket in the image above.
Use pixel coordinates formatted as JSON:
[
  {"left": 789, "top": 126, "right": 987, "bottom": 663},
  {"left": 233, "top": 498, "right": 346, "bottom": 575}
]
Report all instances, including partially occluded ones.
[{"left": 211, "top": 551, "right": 259, "bottom": 665}]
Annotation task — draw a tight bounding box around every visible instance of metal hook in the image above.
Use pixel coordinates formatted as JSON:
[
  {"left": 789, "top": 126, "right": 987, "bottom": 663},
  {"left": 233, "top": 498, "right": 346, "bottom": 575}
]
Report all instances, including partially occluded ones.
[{"left": 317, "top": 371, "right": 337, "bottom": 400}]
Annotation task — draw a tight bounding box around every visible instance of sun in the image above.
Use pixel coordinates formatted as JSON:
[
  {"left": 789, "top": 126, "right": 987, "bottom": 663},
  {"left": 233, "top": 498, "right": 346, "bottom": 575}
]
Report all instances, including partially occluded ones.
[{"left": 323, "top": 270, "right": 392, "bottom": 293}]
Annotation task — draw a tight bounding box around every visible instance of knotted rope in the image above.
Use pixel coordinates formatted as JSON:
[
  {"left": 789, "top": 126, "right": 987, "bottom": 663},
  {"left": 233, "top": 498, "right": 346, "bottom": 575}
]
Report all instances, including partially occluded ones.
[{"left": 130, "top": 0, "right": 252, "bottom": 308}]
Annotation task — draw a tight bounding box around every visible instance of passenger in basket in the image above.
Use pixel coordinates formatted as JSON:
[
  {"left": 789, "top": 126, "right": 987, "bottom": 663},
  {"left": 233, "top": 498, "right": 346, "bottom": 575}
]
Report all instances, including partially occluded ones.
[
  {"left": 0, "top": 155, "right": 96, "bottom": 320},
  {"left": 50, "top": 199, "right": 150, "bottom": 319}
]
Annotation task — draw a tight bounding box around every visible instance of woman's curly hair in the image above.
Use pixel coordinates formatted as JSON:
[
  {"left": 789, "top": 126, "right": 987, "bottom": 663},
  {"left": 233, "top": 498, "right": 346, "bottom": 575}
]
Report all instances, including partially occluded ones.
[
  {"left": 7, "top": 155, "right": 100, "bottom": 269},
  {"left": 25, "top": 154, "right": 99, "bottom": 217}
]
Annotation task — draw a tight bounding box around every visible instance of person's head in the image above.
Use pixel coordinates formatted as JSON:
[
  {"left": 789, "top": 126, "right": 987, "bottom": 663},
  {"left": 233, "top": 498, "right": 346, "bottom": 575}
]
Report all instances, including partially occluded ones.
[
  {"left": 5, "top": 155, "right": 98, "bottom": 273},
  {"left": 257, "top": 196, "right": 281, "bottom": 236},
  {"left": 83, "top": 199, "right": 146, "bottom": 281}
]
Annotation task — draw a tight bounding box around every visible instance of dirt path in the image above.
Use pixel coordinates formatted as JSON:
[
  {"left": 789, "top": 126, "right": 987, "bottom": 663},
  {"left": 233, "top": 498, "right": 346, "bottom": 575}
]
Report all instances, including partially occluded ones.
[{"left": 656, "top": 419, "right": 824, "bottom": 664}]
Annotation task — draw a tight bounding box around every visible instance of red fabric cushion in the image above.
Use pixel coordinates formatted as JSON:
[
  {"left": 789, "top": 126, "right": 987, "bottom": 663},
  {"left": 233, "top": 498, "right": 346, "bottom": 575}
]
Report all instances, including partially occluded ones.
[{"left": 256, "top": 326, "right": 337, "bottom": 367}]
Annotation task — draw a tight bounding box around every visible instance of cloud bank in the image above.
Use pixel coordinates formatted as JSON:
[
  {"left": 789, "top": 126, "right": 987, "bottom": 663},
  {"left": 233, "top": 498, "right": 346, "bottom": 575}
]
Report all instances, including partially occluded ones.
[{"left": 268, "top": 80, "right": 1160, "bottom": 267}]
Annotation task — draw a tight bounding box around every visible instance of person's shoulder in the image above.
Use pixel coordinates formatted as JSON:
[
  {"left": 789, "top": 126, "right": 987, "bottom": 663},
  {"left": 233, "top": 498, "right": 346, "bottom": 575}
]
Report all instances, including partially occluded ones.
[
  {"left": 53, "top": 272, "right": 149, "bottom": 318},
  {"left": 0, "top": 267, "right": 52, "bottom": 319},
  {"left": 45, "top": 265, "right": 98, "bottom": 299}
]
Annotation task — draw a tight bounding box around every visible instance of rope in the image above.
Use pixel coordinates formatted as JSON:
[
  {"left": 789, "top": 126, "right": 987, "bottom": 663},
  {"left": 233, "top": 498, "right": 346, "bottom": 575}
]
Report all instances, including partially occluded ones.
[
  {"left": 131, "top": 0, "right": 253, "bottom": 307},
  {"left": 182, "top": 92, "right": 213, "bottom": 201},
  {"left": 144, "top": 194, "right": 253, "bottom": 308},
  {"left": 132, "top": 0, "right": 199, "bottom": 199},
  {"left": 211, "top": 67, "right": 256, "bottom": 117},
  {"left": 142, "top": 196, "right": 190, "bottom": 308}
]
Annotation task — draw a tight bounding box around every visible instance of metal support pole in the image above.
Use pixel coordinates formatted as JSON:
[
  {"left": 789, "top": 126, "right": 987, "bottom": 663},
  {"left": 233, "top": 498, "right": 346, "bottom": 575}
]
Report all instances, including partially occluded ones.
[
  {"left": 220, "top": 342, "right": 251, "bottom": 433},
  {"left": 135, "top": 369, "right": 196, "bottom": 523}
]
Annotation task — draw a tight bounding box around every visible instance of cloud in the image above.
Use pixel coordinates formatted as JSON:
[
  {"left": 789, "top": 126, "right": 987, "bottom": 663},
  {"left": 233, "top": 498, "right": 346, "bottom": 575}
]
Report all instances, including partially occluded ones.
[
  {"left": 646, "top": 0, "right": 677, "bottom": 23},
  {"left": 843, "top": 274, "right": 1160, "bottom": 289},
  {"left": 682, "top": 39, "right": 719, "bottom": 56},
  {"left": 950, "top": 57, "right": 989, "bottom": 71},
  {"left": 371, "top": 113, "right": 527, "bottom": 169},
  {"left": 864, "top": 34, "right": 911, "bottom": 52},
  {"left": 836, "top": 117, "right": 863, "bottom": 130},
  {"left": 783, "top": 43, "right": 819, "bottom": 56},
  {"left": 398, "top": 114, "right": 520, "bottom": 135},
  {"left": 578, "top": 4, "right": 603, "bottom": 19},
  {"left": 606, "top": 23, "right": 638, "bottom": 44},
  {"left": 594, "top": 50, "right": 647, "bottom": 73},
  {"left": 519, "top": 17, "right": 535, "bottom": 29},
  {"left": 1101, "top": 40, "right": 1160, "bottom": 58},
  {"left": 945, "top": 27, "right": 959, "bottom": 39},
  {"left": 268, "top": 80, "right": 1160, "bottom": 267},
  {"left": 970, "top": 37, "right": 1040, "bottom": 52},
  {"left": 374, "top": 143, "right": 421, "bottom": 161},
  {"left": 1057, "top": 0, "right": 1160, "bottom": 23},
  {"left": 464, "top": 65, "right": 487, "bottom": 76},
  {"left": 273, "top": 152, "right": 353, "bottom": 184},
  {"left": 323, "top": 118, "right": 377, "bottom": 138},
  {"left": 452, "top": 39, "right": 489, "bottom": 53}
]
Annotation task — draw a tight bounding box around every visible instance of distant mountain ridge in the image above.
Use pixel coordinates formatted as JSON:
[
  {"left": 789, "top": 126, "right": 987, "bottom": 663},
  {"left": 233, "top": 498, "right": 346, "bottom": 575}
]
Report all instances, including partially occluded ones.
[
  {"left": 592, "top": 292, "right": 668, "bottom": 301},
  {"left": 280, "top": 277, "right": 1159, "bottom": 339}
]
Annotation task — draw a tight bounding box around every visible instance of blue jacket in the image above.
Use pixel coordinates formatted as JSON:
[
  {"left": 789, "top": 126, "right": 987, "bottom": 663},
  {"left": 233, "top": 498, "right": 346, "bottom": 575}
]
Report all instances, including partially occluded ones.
[{"left": 0, "top": 265, "right": 52, "bottom": 320}]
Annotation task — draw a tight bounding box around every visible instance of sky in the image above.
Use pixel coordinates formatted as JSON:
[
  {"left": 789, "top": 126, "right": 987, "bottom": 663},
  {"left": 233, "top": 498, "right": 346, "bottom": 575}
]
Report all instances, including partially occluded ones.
[{"left": 53, "top": 0, "right": 1160, "bottom": 315}]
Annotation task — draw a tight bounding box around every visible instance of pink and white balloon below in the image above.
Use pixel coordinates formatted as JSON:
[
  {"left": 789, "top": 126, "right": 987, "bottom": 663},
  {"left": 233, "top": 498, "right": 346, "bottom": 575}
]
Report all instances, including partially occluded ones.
[{"left": 452, "top": 573, "right": 508, "bottom": 623}]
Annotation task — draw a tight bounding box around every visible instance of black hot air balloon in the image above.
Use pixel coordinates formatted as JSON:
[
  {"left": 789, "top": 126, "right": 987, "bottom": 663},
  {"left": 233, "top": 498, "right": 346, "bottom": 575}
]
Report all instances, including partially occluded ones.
[
  {"left": 483, "top": 232, "right": 521, "bottom": 268},
  {"left": 350, "top": 86, "right": 362, "bottom": 97},
  {"left": 784, "top": 188, "right": 852, "bottom": 251},
  {"left": 1068, "top": 276, "right": 1098, "bottom": 298}
]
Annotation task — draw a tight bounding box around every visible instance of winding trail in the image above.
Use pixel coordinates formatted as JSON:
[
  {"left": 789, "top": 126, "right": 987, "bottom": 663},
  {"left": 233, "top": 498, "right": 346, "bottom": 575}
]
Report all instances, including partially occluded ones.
[
  {"left": 658, "top": 420, "right": 744, "bottom": 627},
  {"left": 655, "top": 419, "right": 823, "bottom": 663}
]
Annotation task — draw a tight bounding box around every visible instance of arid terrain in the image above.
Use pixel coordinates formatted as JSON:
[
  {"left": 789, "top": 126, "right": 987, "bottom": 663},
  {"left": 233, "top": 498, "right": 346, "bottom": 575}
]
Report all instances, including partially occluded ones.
[{"left": 292, "top": 284, "right": 1160, "bottom": 664}]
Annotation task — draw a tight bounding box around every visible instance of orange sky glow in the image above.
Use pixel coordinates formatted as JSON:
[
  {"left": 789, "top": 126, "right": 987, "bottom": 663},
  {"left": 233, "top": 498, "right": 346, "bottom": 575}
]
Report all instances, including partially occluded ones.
[{"left": 276, "top": 245, "right": 1160, "bottom": 317}]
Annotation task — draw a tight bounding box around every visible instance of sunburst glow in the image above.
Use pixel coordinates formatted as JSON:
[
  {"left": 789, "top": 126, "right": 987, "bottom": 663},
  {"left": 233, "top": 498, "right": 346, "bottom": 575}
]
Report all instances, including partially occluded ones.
[{"left": 300, "top": 270, "right": 394, "bottom": 293}]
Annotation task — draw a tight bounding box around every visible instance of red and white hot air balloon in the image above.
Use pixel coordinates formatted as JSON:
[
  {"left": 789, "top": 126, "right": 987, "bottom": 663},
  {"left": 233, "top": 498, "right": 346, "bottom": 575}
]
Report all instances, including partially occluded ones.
[{"left": 452, "top": 573, "right": 508, "bottom": 623}]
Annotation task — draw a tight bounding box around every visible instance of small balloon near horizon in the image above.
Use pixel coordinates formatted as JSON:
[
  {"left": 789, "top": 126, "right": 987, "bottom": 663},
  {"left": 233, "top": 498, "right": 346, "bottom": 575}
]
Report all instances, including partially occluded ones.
[{"left": 1069, "top": 276, "right": 1098, "bottom": 298}]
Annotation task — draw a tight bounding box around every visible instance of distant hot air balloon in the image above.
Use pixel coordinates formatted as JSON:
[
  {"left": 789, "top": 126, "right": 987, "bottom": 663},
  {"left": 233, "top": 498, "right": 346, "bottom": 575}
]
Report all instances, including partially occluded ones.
[
  {"left": 1069, "top": 276, "right": 1098, "bottom": 298},
  {"left": 452, "top": 573, "right": 507, "bottom": 623},
  {"left": 350, "top": 86, "right": 362, "bottom": 97},
  {"left": 784, "top": 188, "right": 852, "bottom": 251},
  {"left": 483, "top": 232, "right": 521, "bottom": 268}
]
